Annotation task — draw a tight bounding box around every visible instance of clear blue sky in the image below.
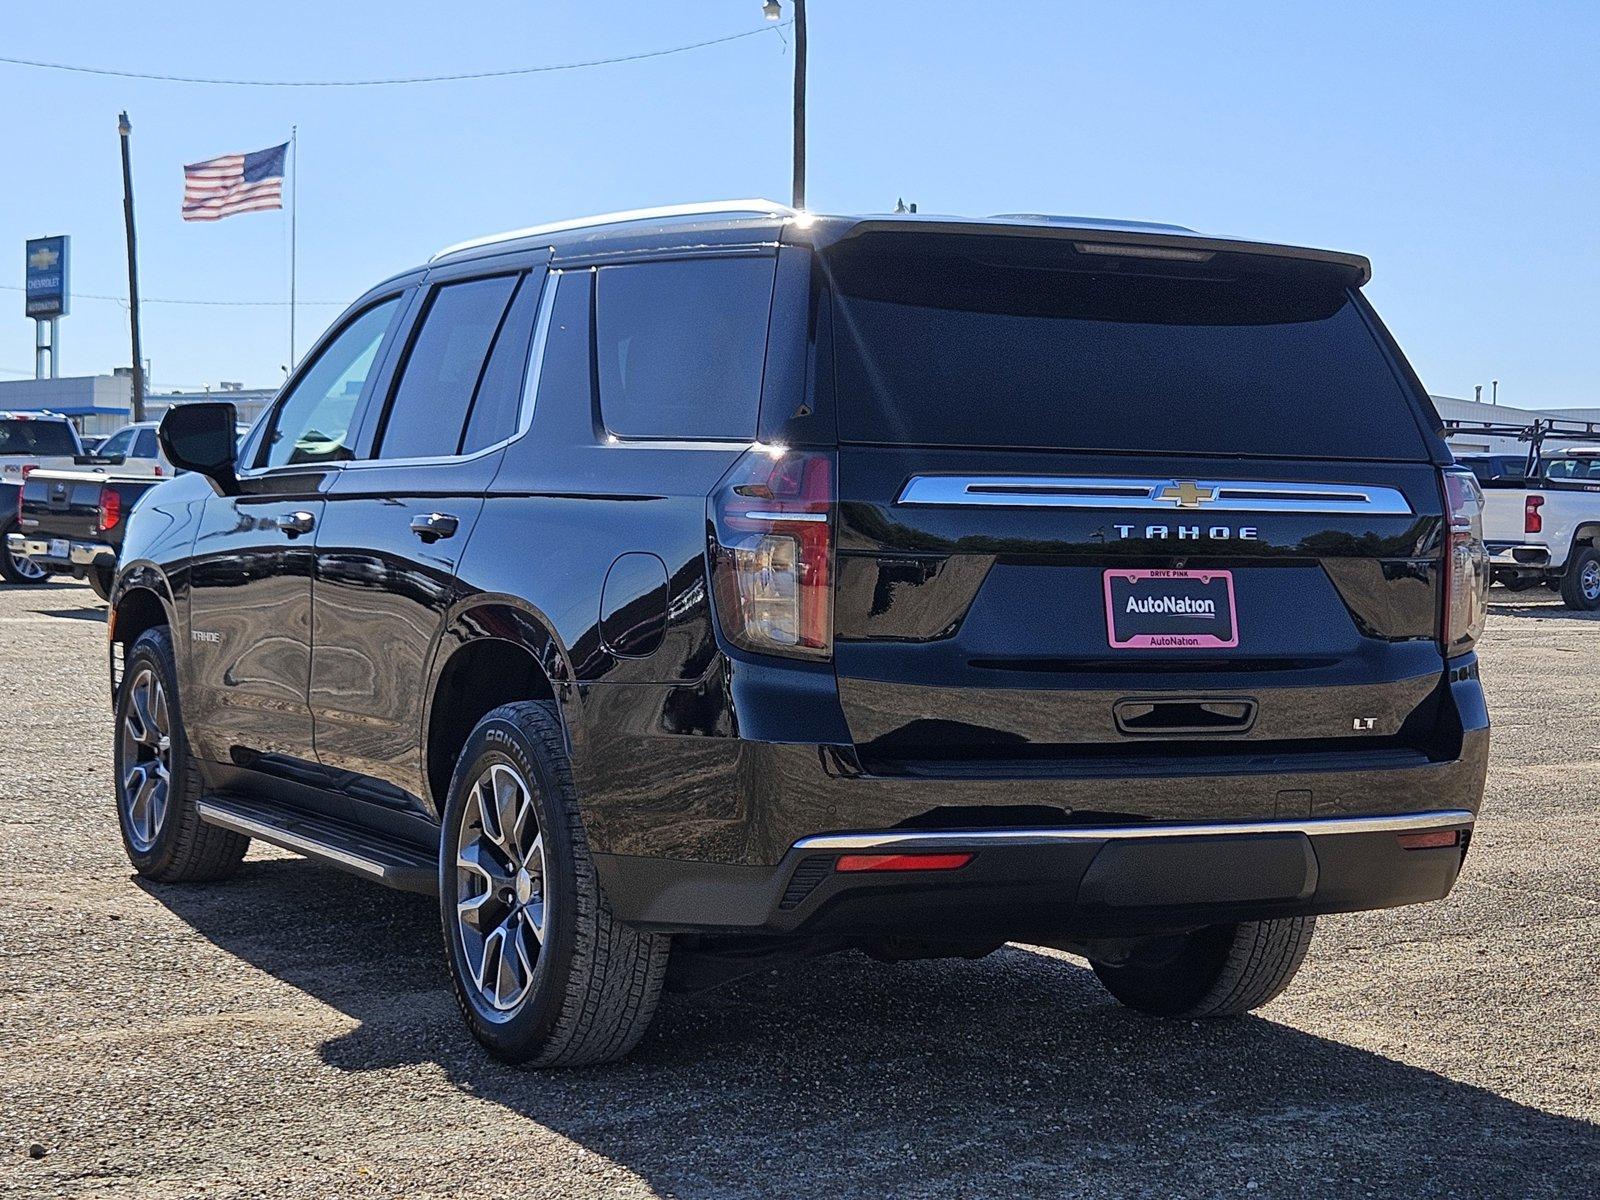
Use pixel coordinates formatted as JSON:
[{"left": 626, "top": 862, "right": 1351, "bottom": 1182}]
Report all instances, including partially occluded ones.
[{"left": 2, "top": 1, "right": 1596, "bottom": 404}]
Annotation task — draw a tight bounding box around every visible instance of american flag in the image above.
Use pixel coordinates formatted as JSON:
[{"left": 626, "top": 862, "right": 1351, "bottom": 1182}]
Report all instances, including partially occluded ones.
[{"left": 182, "top": 142, "right": 288, "bottom": 222}]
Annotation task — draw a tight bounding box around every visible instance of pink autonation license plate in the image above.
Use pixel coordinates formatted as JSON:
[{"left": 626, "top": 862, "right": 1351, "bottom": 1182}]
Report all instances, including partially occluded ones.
[{"left": 1103, "top": 568, "right": 1239, "bottom": 650}]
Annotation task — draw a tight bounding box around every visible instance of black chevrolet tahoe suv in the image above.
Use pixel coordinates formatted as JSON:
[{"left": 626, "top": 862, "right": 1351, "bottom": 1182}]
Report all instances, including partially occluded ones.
[{"left": 108, "top": 201, "right": 1490, "bottom": 1066}]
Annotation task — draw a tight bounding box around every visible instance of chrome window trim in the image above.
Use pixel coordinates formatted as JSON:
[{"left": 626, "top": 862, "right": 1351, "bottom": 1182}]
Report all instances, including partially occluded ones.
[
  {"left": 338, "top": 268, "right": 562, "bottom": 471},
  {"left": 895, "top": 476, "right": 1414, "bottom": 516},
  {"left": 793, "top": 809, "right": 1475, "bottom": 852}
]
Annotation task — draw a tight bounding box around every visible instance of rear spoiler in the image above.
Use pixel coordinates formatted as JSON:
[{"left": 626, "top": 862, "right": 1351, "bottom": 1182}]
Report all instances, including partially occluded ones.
[{"left": 805, "top": 215, "right": 1372, "bottom": 286}]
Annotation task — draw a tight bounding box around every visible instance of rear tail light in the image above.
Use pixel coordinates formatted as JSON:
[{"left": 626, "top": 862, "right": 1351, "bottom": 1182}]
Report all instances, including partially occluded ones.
[
  {"left": 1441, "top": 468, "right": 1488, "bottom": 655},
  {"left": 1524, "top": 495, "right": 1544, "bottom": 534},
  {"left": 97, "top": 486, "right": 122, "bottom": 534},
  {"left": 20, "top": 463, "right": 39, "bottom": 478},
  {"left": 708, "top": 447, "right": 834, "bottom": 660}
]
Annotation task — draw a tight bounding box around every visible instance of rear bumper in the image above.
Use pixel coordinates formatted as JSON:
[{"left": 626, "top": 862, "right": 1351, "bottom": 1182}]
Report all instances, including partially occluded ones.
[
  {"left": 6, "top": 533, "right": 115, "bottom": 570},
  {"left": 596, "top": 809, "right": 1475, "bottom": 939},
  {"left": 1487, "top": 541, "right": 1554, "bottom": 569}
]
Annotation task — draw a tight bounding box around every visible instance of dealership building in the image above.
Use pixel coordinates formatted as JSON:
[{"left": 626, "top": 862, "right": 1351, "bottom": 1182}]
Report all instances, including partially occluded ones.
[{"left": 0, "top": 372, "right": 277, "bottom": 437}]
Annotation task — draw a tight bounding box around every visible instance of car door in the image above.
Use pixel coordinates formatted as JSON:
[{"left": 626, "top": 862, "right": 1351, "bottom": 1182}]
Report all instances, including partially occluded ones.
[
  {"left": 309, "top": 263, "right": 548, "bottom": 811},
  {"left": 184, "top": 291, "right": 409, "bottom": 768}
]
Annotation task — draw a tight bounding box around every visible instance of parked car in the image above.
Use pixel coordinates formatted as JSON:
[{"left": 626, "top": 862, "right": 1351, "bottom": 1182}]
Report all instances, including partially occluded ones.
[
  {"left": 0, "top": 411, "right": 85, "bottom": 583},
  {"left": 8, "top": 469, "right": 160, "bottom": 599},
  {"left": 1479, "top": 446, "right": 1600, "bottom": 606},
  {"left": 1455, "top": 453, "right": 1528, "bottom": 485},
  {"left": 7, "top": 421, "right": 252, "bottom": 593},
  {"left": 83, "top": 422, "right": 172, "bottom": 477},
  {"left": 105, "top": 201, "right": 1488, "bottom": 1067}
]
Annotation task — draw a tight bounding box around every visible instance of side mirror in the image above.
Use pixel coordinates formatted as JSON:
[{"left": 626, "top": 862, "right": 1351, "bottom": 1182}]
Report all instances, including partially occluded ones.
[{"left": 159, "top": 402, "right": 239, "bottom": 495}]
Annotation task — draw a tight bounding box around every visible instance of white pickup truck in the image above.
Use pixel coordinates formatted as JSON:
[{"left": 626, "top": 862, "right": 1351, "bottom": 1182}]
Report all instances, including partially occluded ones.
[
  {"left": 1460, "top": 444, "right": 1600, "bottom": 611},
  {"left": 0, "top": 411, "right": 84, "bottom": 486}
]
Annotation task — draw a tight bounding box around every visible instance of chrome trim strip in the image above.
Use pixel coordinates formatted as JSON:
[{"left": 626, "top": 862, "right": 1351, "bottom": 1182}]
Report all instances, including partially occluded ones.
[
  {"left": 339, "top": 269, "right": 561, "bottom": 471},
  {"left": 792, "top": 810, "right": 1475, "bottom": 852},
  {"left": 895, "top": 475, "right": 1414, "bottom": 516},
  {"left": 196, "top": 800, "right": 389, "bottom": 882},
  {"left": 744, "top": 510, "right": 828, "bottom": 523}
]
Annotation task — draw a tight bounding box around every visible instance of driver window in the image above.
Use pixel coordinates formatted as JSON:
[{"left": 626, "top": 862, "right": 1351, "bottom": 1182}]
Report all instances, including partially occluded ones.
[{"left": 260, "top": 297, "right": 399, "bottom": 468}]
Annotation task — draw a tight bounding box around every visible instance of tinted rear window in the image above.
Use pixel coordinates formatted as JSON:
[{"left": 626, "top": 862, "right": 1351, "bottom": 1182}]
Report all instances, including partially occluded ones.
[
  {"left": 377, "top": 275, "right": 519, "bottom": 460},
  {"left": 826, "top": 234, "right": 1431, "bottom": 459},
  {"left": 0, "top": 418, "right": 78, "bottom": 456},
  {"left": 594, "top": 257, "right": 774, "bottom": 440}
]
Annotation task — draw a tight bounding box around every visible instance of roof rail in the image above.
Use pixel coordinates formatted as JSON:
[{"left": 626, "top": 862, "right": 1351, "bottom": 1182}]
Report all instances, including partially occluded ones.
[{"left": 431, "top": 198, "right": 796, "bottom": 262}]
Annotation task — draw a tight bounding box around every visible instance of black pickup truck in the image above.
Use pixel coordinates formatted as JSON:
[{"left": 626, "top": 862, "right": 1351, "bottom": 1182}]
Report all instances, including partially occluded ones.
[{"left": 7, "top": 469, "right": 158, "bottom": 598}]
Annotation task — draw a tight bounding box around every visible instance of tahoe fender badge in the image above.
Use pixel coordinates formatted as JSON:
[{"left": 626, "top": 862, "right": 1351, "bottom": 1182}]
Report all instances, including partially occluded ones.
[{"left": 191, "top": 630, "right": 222, "bottom": 644}]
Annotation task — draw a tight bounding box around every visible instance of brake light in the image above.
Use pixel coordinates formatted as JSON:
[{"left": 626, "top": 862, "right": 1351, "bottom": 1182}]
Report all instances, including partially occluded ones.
[
  {"left": 1441, "top": 468, "right": 1488, "bottom": 654},
  {"left": 1524, "top": 495, "right": 1544, "bottom": 534},
  {"left": 708, "top": 447, "right": 834, "bottom": 660},
  {"left": 20, "top": 463, "right": 39, "bottom": 478},
  {"left": 97, "top": 486, "right": 121, "bottom": 534}
]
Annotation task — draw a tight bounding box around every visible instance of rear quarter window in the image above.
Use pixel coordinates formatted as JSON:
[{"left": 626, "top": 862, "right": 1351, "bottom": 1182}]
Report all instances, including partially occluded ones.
[
  {"left": 825, "top": 233, "right": 1433, "bottom": 461},
  {"left": 594, "top": 257, "right": 775, "bottom": 440}
]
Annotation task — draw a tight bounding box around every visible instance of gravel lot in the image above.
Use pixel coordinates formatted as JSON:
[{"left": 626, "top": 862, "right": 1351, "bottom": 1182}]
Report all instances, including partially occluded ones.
[{"left": 2, "top": 579, "right": 1597, "bottom": 1198}]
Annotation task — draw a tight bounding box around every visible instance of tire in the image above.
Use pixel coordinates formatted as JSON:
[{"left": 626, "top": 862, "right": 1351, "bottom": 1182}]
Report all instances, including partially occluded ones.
[
  {"left": 1559, "top": 546, "right": 1600, "bottom": 611},
  {"left": 0, "top": 516, "right": 47, "bottom": 585},
  {"left": 114, "top": 627, "right": 249, "bottom": 882},
  {"left": 440, "top": 701, "right": 670, "bottom": 1067},
  {"left": 1091, "top": 917, "right": 1316, "bottom": 1018},
  {"left": 88, "top": 565, "right": 115, "bottom": 602}
]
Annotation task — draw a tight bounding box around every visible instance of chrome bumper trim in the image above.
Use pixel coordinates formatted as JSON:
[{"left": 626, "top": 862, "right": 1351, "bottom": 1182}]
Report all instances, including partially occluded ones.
[
  {"left": 792, "top": 810, "right": 1476, "bottom": 852},
  {"left": 8, "top": 534, "right": 114, "bottom": 567}
]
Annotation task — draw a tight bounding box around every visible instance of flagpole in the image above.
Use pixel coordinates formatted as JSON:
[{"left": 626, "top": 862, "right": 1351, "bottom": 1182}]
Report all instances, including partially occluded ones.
[{"left": 289, "top": 126, "right": 298, "bottom": 370}]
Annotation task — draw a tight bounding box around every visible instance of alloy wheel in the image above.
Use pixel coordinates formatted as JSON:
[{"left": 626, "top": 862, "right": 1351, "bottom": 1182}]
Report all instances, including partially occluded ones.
[
  {"left": 455, "top": 762, "right": 547, "bottom": 1017},
  {"left": 7, "top": 548, "right": 45, "bottom": 582},
  {"left": 119, "top": 668, "right": 172, "bottom": 852},
  {"left": 1583, "top": 560, "right": 1600, "bottom": 602}
]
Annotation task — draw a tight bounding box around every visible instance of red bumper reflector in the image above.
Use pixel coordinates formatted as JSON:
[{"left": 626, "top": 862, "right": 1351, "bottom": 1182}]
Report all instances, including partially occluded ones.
[
  {"left": 1397, "top": 829, "right": 1462, "bottom": 850},
  {"left": 835, "top": 852, "right": 973, "bottom": 873}
]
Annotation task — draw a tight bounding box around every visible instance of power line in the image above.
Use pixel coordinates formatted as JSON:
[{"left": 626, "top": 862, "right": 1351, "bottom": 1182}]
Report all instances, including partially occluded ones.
[
  {"left": 0, "top": 23, "right": 790, "bottom": 87},
  {"left": 0, "top": 283, "right": 340, "bottom": 307}
]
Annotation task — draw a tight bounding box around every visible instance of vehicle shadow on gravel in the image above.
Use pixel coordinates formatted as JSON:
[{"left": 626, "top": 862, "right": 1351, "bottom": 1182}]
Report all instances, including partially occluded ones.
[{"left": 147, "top": 859, "right": 1600, "bottom": 1200}]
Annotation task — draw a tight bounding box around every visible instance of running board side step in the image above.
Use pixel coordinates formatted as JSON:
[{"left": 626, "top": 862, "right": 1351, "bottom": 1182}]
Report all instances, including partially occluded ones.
[{"left": 196, "top": 796, "right": 439, "bottom": 896}]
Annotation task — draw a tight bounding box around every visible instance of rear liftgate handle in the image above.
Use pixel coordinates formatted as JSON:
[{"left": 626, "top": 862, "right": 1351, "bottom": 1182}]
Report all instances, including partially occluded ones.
[{"left": 410, "top": 512, "right": 460, "bottom": 543}]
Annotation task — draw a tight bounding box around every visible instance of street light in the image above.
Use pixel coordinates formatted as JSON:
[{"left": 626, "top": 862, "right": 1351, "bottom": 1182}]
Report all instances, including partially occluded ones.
[{"left": 762, "top": 0, "right": 806, "bottom": 209}]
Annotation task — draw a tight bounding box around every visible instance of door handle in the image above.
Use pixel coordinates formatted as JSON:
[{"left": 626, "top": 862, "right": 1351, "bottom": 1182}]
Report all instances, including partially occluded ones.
[
  {"left": 279, "top": 510, "right": 316, "bottom": 537},
  {"left": 410, "top": 512, "right": 459, "bottom": 542}
]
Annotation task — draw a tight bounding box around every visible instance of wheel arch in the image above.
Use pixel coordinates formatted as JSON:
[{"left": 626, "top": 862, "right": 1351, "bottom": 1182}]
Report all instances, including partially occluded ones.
[
  {"left": 108, "top": 565, "right": 179, "bottom": 703},
  {"left": 421, "top": 599, "right": 576, "bottom": 816}
]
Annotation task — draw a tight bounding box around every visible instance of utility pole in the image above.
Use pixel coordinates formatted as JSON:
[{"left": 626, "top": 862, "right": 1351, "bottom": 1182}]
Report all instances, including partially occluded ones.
[
  {"left": 764, "top": 0, "right": 806, "bottom": 208},
  {"left": 118, "top": 112, "right": 146, "bottom": 422}
]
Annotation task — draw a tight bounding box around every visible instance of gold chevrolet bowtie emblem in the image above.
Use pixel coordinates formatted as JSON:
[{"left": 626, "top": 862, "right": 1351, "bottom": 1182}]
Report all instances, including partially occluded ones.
[
  {"left": 1157, "top": 480, "right": 1216, "bottom": 508},
  {"left": 28, "top": 246, "right": 59, "bottom": 271}
]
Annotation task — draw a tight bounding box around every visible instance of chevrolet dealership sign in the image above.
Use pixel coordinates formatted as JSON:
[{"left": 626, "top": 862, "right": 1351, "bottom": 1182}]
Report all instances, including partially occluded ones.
[{"left": 25, "top": 235, "right": 69, "bottom": 318}]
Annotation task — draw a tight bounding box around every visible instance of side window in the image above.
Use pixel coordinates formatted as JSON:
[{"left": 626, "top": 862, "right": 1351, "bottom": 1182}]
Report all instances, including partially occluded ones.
[
  {"left": 98, "top": 428, "right": 136, "bottom": 458},
  {"left": 594, "top": 257, "right": 774, "bottom": 439},
  {"left": 261, "top": 297, "right": 399, "bottom": 468},
  {"left": 134, "top": 428, "right": 160, "bottom": 458},
  {"left": 461, "top": 272, "right": 545, "bottom": 454},
  {"left": 375, "top": 275, "right": 519, "bottom": 460}
]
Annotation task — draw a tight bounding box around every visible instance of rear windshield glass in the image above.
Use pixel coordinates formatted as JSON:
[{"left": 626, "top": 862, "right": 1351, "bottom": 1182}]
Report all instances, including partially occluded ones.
[
  {"left": 0, "top": 418, "right": 77, "bottom": 456},
  {"left": 825, "top": 234, "right": 1431, "bottom": 459}
]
